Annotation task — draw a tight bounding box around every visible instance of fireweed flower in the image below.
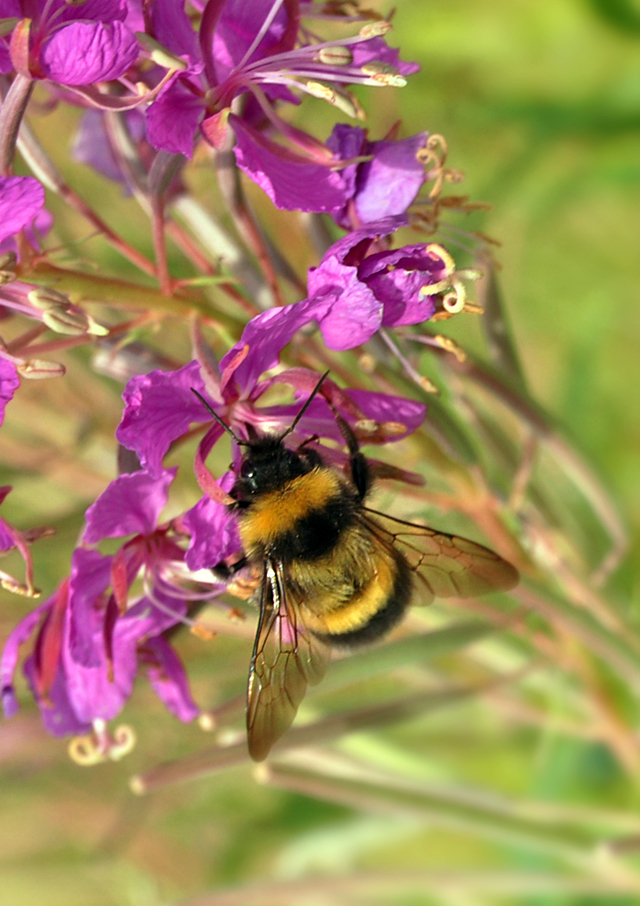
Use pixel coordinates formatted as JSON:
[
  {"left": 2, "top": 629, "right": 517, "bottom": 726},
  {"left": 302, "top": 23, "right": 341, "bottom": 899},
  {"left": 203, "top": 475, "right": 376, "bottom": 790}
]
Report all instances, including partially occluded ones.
[
  {"left": 145, "top": 0, "right": 418, "bottom": 211},
  {"left": 222, "top": 216, "right": 470, "bottom": 356},
  {"left": 0, "top": 0, "right": 139, "bottom": 86},
  {"left": 0, "top": 469, "right": 215, "bottom": 760},
  {"left": 116, "top": 336, "right": 426, "bottom": 505}
]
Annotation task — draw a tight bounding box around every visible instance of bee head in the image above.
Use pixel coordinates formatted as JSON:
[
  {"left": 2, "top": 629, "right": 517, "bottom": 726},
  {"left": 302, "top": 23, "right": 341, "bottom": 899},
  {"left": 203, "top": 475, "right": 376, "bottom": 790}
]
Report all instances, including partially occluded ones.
[{"left": 234, "top": 434, "right": 313, "bottom": 500}]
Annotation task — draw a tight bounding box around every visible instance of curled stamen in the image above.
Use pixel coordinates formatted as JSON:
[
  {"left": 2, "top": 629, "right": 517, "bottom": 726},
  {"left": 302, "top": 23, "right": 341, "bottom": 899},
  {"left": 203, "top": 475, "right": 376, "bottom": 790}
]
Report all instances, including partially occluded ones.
[{"left": 68, "top": 720, "right": 136, "bottom": 765}]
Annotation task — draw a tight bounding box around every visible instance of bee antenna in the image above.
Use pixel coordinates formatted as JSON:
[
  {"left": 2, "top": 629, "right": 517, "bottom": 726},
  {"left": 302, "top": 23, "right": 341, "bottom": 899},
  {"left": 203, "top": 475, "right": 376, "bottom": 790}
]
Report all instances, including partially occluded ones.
[
  {"left": 190, "top": 388, "right": 246, "bottom": 445},
  {"left": 281, "top": 370, "right": 330, "bottom": 440}
]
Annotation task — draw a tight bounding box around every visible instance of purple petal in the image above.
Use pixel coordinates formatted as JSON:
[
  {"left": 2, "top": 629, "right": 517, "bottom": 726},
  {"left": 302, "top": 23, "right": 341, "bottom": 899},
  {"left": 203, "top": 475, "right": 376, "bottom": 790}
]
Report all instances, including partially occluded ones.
[
  {"left": 219, "top": 299, "right": 324, "bottom": 398},
  {"left": 24, "top": 654, "right": 92, "bottom": 737},
  {"left": 83, "top": 468, "right": 177, "bottom": 544},
  {"left": 352, "top": 36, "right": 420, "bottom": 78},
  {"left": 349, "top": 389, "right": 426, "bottom": 436},
  {"left": 151, "top": 0, "right": 200, "bottom": 64},
  {"left": 146, "top": 77, "right": 204, "bottom": 158},
  {"left": 40, "top": 21, "right": 139, "bottom": 85},
  {"left": 73, "top": 109, "right": 145, "bottom": 186},
  {"left": 308, "top": 257, "right": 383, "bottom": 350},
  {"left": 143, "top": 636, "right": 199, "bottom": 721},
  {"left": 354, "top": 133, "right": 427, "bottom": 224},
  {"left": 210, "top": 0, "right": 295, "bottom": 84},
  {"left": 0, "top": 358, "right": 19, "bottom": 426},
  {"left": 231, "top": 117, "right": 348, "bottom": 213},
  {"left": 183, "top": 475, "right": 242, "bottom": 571},
  {"left": 116, "top": 361, "right": 208, "bottom": 477},
  {"left": 0, "top": 176, "right": 45, "bottom": 245},
  {"left": 63, "top": 593, "right": 187, "bottom": 725},
  {"left": 67, "top": 549, "right": 113, "bottom": 668},
  {"left": 52, "top": 0, "right": 129, "bottom": 26},
  {"left": 1, "top": 598, "right": 51, "bottom": 718}
]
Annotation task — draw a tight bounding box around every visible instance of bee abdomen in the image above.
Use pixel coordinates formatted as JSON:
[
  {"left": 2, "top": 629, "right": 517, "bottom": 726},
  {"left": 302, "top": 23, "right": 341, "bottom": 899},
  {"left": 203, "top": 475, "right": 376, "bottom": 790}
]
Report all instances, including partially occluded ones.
[{"left": 308, "top": 547, "right": 413, "bottom": 648}]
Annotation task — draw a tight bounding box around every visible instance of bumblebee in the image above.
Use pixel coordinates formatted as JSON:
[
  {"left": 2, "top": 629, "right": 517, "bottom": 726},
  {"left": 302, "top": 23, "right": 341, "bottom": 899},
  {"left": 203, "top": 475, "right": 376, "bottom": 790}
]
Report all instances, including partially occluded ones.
[{"left": 195, "top": 378, "right": 519, "bottom": 761}]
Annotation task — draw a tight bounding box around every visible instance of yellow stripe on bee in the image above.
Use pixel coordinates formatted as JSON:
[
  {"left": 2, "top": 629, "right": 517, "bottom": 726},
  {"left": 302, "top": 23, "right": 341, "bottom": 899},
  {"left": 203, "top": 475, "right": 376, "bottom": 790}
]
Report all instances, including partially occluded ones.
[
  {"left": 302, "top": 547, "right": 397, "bottom": 636},
  {"left": 238, "top": 468, "right": 343, "bottom": 551}
]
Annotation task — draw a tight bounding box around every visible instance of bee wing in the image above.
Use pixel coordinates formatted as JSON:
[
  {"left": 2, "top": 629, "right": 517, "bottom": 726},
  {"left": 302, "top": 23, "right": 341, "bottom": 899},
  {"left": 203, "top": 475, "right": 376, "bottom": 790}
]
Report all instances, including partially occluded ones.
[
  {"left": 362, "top": 508, "right": 519, "bottom": 603},
  {"left": 246, "top": 559, "right": 330, "bottom": 761}
]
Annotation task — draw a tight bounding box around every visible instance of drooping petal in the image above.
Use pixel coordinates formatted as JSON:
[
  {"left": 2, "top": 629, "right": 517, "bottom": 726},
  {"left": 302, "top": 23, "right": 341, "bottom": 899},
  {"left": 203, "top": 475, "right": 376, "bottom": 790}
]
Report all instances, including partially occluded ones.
[
  {"left": 83, "top": 468, "right": 178, "bottom": 544},
  {"left": 348, "top": 388, "right": 426, "bottom": 437},
  {"left": 1, "top": 598, "right": 51, "bottom": 718},
  {"left": 40, "top": 21, "right": 139, "bottom": 85},
  {"left": 146, "top": 76, "right": 205, "bottom": 158},
  {"left": 142, "top": 635, "right": 199, "bottom": 721}
]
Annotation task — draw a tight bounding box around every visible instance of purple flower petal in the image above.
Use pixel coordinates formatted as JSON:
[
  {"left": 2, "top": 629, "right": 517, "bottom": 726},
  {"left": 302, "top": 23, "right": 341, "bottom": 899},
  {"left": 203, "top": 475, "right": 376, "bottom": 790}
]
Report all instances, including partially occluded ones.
[
  {"left": 354, "top": 133, "right": 427, "bottom": 224},
  {"left": 146, "top": 77, "right": 204, "bottom": 158},
  {"left": 0, "top": 176, "right": 45, "bottom": 245},
  {"left": 151, "top": 0, "right": 200, "bottom": 63},
  {"left": 0, "top": 358, "right": 19, "bottom": 426},
  {"left": 210, "top": 0, "right": 295, "bottom": 84},
  {"left": 52, "top": 0, "right": 129, "bottom": 26},
  {"left": 116, "top": 361, "right": 207, "bottom": 477},
  {"left": 352, "top": 36, "right": 420, "bottom": 78},
  {"left": 24, "top": 654, "right": 92, "bottom": 737},
  {"left": 219, "top": 299, "right": 324, "bottom": 397},
  {"left": 1, "top": 598, "right": 51, "bottom": 718},
  {"left": 40, "top": 21, "right": 139, "bottom": 85},
  {"left": 349, "top": 389, "right": 426, "bottom": 436},
  {"left": 83, "top": 468, "right": 177, "bottom": 544},
  {"left": 307, "top": 257, "right": 383, "bottom": 350},
  {"left": 143, "top": 636, "right": 199, "bottom": 721},
  {"left": 231, "top": 117, "right": 348, "bottom": 213},
  {"left": 183, "top": 475, "right": 242, "bottom": 571},
  {"left": 67, "top": 548, "right": 113, "bottom": 668}
]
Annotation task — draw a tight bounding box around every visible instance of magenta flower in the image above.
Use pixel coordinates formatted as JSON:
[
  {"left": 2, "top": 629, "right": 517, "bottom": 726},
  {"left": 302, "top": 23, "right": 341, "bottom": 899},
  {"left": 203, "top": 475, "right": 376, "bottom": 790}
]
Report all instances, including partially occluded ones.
[
  {"left": 225, "top": 217, "right": 455, "bottom": 357},
  {"left": 1, "top": 534, "right": 202, "bottom": 751},
  {"left": 116, "top": 346, "right": 425, "bottom": 505},
  {"left": 0, "top": 0, "right": 139, "bottom": 85},
  {"left": 145, "top": 0, "right": 417, "bottom": 211}
]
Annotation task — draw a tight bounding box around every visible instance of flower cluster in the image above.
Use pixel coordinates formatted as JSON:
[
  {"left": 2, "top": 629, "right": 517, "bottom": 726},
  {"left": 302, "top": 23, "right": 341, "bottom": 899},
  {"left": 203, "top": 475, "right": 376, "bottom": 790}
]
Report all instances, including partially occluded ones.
[{"left": 0, "top": 0, "right": 482, "bottom": 759}]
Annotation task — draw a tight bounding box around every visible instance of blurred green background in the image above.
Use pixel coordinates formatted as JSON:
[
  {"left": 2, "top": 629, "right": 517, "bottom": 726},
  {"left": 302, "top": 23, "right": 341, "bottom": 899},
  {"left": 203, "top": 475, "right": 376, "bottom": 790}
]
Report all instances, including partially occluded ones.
[{"left": 1, "top": 1, "right": 640, "bottom": 904}]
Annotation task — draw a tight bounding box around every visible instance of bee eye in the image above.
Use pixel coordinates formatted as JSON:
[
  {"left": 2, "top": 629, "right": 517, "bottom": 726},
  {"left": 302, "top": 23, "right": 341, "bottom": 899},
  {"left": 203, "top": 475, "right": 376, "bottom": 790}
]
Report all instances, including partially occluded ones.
[{"left": 240, "top": 461, "right": 255, "bottom": 481}]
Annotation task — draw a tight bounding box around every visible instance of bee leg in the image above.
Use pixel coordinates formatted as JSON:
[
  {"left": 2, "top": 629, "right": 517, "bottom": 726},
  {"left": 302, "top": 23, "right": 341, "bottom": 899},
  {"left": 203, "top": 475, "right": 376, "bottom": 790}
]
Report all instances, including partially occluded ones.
[
  {"left": 333, "top": 412, "right": 372, "bottom": 502},
  {"left": 211, "top": 555, "right": 248, "bottom": 581}
]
